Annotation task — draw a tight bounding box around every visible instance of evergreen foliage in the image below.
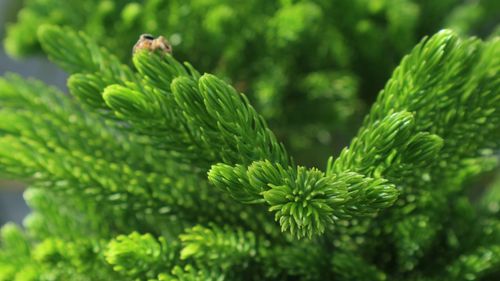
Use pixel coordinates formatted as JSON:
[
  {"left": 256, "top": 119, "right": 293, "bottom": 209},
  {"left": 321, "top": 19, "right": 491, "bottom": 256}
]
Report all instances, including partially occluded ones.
[
  {"left": 5, "top": 0, "right": 499, "bottom": 165},
  {"left": 0, "top": 1, "right": 500, "bottom": 280}
]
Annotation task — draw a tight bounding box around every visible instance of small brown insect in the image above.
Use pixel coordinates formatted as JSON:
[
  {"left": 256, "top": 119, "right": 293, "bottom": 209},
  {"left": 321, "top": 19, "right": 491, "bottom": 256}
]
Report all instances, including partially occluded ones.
[{"left": 133, "top": 34, "right": 172, "bottom": 55}]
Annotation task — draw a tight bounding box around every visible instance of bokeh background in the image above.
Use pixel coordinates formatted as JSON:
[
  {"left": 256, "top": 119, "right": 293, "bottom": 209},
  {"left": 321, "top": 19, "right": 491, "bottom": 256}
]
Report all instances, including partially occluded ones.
[{"left": 0, "top": 0, "right": 66, "bottom": 226}]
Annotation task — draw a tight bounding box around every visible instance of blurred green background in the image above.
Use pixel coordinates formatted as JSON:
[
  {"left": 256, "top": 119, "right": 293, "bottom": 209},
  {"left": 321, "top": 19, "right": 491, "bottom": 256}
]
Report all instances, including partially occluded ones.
[{"left": 0, "top": 0, "right": 66, "bottom": 226}]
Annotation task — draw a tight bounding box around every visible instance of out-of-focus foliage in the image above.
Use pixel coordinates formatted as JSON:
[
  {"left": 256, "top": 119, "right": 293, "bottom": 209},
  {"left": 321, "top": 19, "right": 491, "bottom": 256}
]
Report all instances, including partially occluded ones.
[{"left": 4, "top": 0, "right": 499, "bottom": 165}]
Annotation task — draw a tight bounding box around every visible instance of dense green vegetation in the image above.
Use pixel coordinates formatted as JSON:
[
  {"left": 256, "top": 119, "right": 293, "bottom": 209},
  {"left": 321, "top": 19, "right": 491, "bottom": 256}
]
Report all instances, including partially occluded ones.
[{"left": 0, "top": 1, "right": 499, "bottom": 280}]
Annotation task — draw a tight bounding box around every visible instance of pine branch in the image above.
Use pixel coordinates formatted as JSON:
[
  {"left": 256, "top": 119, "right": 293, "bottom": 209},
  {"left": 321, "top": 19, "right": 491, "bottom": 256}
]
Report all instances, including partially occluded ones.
[
  {"left": 330, "top": 30, "right": 500, "bottom": 274},
  {"left": 179, "top": 224, "right": 261, "bottom": 271},
  {"left": 105, "top": 232, "right": 177, "bottom": 279},
  {"left": 22, "top": 187, "right": 110, "bottom": 240},
  {"left": 209, "top": 160, "right": 397, "bottom": 238},
  {"left": 0, "top": 73, "right": 262, "bottom": 238},
  {"left": 38, "top": 25, "right": 135, "bottom": 79},
  {"left": 444, "top": 246, "right": 500, "bottom": 281}
]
